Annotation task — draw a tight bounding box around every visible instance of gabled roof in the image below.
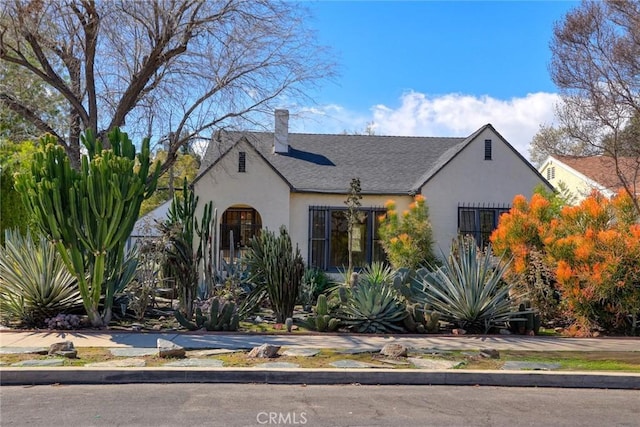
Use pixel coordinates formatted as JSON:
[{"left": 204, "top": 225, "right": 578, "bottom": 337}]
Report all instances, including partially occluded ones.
[
  {"left": 553, "top": 155, "right": 640, "bottom": 195},
  {"left": 195, "top": 124, "right": 541, "bottom": 194}
]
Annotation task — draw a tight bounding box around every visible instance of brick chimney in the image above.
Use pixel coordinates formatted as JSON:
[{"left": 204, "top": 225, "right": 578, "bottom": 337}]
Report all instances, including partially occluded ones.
[{"left": 273, "top": 109, "right": 289, "bottom": 154}]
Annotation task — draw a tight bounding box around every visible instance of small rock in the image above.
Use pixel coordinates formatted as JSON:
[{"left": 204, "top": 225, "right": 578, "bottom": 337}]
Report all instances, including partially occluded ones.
[
  {"left": 159, "top": 316, "right": 166, "bottom": 321},
  {"left": 499, "top": 328, "right": 512, "bottom": 335},
  {"left": 592, "top": 331, "right": 601, "bottom": 337},
  {"left": 480, "top": 349, "right": 500, "bottom": 359},
  {"left": 254, "top": 316, "right": 263, "bottom": 323},
  {"left": 48, "top": 341, "right": 75, "bottom": 357},
  {"left": 131, "top": 323, "right": 144, "bottom": 332},
  {"left": 157, "top": 338, "right": 185, "bottom": 358},
  {"left": 152, "top": 324, "right": 162, "bottom": 331},
  {"left": 380, "top": 343, "right": 408, "bottom": 358},
  {"left": 452, "top": 328, "right": 467, "bottom": 335},
  {"left": 55, "top": 350, "right": 78, "bottom": 359},
  {"left": 248, "top": 344, "right": 280, "bottom": 358}
]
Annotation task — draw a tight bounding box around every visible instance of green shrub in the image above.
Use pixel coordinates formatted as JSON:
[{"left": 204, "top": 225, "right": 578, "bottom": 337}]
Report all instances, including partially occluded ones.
[{"left": 0, "top": 230, "right": 83, "bottom": 326}]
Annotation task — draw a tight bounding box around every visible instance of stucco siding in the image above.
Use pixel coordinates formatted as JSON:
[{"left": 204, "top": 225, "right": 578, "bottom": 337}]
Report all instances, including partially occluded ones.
[
  {"left": 421, "top": 127, "right": 545, "bottom": 253},
  {"left": 193, "top": 139, "right": 291, "bottom": 235}
]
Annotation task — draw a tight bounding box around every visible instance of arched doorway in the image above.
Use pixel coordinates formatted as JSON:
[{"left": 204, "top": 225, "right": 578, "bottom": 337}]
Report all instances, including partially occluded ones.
[{"left": 220, "top": 205, "right": 262, "bottom": 260}]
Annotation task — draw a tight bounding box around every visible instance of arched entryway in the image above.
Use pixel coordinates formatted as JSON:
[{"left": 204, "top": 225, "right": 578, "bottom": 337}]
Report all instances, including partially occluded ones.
[{"left": 220, "top": 205, "right": 262, "bottom": 260}]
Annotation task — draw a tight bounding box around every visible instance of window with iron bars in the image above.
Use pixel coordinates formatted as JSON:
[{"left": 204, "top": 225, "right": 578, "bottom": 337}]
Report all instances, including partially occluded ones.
[
  {"left": 309, "top": 206, "right": 387, "bottom": 271},
  {"left": 458, "top": 203, "right": 510, "bottom": 248}
]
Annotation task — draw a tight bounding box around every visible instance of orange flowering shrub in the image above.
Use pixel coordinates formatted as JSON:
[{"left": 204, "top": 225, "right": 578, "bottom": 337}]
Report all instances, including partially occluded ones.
[
  {"left": 490, "top": 192, "right": 562, "bottom": 323},
  {"left": 492, "top": 189, "right": 640, "bottom": 335},
  {"left": 546, "top": 191, "right": 640, "bottom": 334},
  {"left": 378, "top": 194, "right": 437, "bottom": 270}
]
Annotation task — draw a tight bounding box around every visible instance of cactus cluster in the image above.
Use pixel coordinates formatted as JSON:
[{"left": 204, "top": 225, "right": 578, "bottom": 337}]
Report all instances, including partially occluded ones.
[
  {"left": 16, "top": 128, "right": 160, "bottom": 327},
  {"left": 508, "top": 300, "right": 541, "bottom": 335},
  {"left": 306, "top": 294, "right": 340, "bottom": 332},
  {"left": 403, "top": 303, "right": 440, "bottom": 333},
  {"left": 244, "top": 226, "right": 304, "bottom": 323},
  {"left": 174, "top": 297, "right": 240, "bottom": 331}
]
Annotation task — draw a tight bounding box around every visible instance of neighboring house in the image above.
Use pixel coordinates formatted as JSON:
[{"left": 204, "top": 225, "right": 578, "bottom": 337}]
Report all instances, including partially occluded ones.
[
  {"left": 126, "top": 199, "right": 172, "bottom": 252},
  {"left": 193, "top": 110, "right": 552, "bottom": 271},
  {"left": 539, "top": 155, "right": 640, "bottom": 202}
]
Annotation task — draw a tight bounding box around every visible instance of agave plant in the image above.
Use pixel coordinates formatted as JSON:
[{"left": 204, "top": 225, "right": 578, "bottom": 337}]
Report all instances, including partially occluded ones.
[
  {"left": 0, "top": 230, "right": 83, "bottom": 326},
  {"left": 340, "top": 282, "right": 407, "bottom": 333},
  {"left": 418, "top": 236, "right": 522, "bottom": 333},
  {"left": 359, "top": 261, "right": 395, "bottom": 286}
]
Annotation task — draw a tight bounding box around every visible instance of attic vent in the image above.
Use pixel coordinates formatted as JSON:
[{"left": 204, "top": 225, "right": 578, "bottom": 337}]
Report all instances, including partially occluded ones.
[
  {"left": 484, "top": 139, "right": 492, "bottom": 160},
  {"left": 238, "top": 151, "right": 246, "bottom": 173},
  {"left": 546, "top": 166, "right": 555, "bottom": 180}
]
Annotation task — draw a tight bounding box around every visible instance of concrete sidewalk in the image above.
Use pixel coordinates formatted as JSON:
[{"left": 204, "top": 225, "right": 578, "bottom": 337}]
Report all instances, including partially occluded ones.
[
  {"left": 1, "top": 330, "right": 639, "bottom": 351},
  {"left": 1, "top": 331, "right": 639, "bottom": 389}
]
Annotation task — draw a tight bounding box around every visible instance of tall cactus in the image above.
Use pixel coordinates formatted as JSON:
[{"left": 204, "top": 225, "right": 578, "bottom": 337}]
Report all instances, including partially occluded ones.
[
  {"left": 16, "top": 129, "right": 160, "bottom": 327},
  {"left": 244, "top": 226, "right": 305, "bottom": 323},
  {"left": 164, "top": 178, "right": 214, "bottom": 318}
]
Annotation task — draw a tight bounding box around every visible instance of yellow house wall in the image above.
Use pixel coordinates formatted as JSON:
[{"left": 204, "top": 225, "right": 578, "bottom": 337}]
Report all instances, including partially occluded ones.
[{"left": 539, "top": 158, "right": 611, "bottom": 202}]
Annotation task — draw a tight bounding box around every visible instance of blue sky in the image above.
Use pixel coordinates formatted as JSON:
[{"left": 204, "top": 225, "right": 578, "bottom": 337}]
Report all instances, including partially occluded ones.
[{"left": 290, "top": 0, "right": 580, "bottom": 159}]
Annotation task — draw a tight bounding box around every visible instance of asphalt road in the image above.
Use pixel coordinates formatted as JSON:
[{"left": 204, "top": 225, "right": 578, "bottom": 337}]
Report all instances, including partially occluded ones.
[{"left": 1, "top": 384, "right": 638, "bottom": 427}]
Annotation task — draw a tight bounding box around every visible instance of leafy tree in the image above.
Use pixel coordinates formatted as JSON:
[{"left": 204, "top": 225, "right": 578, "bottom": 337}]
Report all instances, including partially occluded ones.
[
  {"left": 548, "top": 0, "right": 640, "bottom": 214},
  {"left": 378, "top": 195, "right": 437, "bottom": 270},
  {"left": 0, "top": 0, "right": 335, "bottom": 171},
  {"left": 16, "top": 129, "right": 160, "bottom": 327},
  {"left": 0, "top": 139, "right": 39, "bottom": 240},
  {"left": 139, "top": 151, "right": 200, "bottom": 216}
]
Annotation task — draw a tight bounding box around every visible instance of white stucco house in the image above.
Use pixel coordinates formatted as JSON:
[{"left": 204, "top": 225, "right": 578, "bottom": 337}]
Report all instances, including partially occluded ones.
[
  {"left": 193, "top": 110, "right": 552, "bottom": 271},
  {"left": 539, "top": 155, "right": 640, "bottom": 203}
]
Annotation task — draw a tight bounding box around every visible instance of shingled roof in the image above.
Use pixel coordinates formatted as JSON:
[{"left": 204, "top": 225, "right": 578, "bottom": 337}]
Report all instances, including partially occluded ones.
[
  {"left": 555, "top": 155, "right": 640, "bottom": 195},
  {"left": 195, "top": 126, "right": 491, "bottom": 194}
]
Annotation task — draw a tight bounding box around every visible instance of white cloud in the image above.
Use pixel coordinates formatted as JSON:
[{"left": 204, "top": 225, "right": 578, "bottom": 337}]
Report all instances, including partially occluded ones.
[{"left": 292, "top": 91, "right": 561, "bottom": 160}]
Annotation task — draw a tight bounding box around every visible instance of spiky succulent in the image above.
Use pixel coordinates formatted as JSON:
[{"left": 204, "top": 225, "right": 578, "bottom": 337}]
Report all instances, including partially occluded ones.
[
  {"left": 417, "top": 236, "right": 521, "bottom": 333},
  {"left": 340, "top": 282, "right": 407, "bottom": 333}
]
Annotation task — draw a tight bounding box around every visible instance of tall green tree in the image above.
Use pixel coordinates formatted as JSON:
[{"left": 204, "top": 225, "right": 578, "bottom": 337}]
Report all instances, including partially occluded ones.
[
  {"left": 0, "top": 0, "right": 334, "bottom": 172},
  {"left": 0, "top": 139, "right": 39, "bottom": 240},
  {"left": 16, "top": 128, "right": 160, "bottom": 327}
]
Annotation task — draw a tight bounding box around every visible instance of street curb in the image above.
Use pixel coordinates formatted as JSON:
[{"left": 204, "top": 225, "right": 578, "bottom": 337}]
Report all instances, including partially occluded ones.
[{"left": 2, "top": 368, "right": 639, "bottom": 389}]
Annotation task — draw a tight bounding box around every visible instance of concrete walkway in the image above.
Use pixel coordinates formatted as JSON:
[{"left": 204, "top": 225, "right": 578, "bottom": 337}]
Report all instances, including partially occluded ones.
[
  {"left": 1, "top": 330, "right": 639, "bottom": 352},
  {"left": 1, "top": 331, "right": 639, "bottom": 389}
]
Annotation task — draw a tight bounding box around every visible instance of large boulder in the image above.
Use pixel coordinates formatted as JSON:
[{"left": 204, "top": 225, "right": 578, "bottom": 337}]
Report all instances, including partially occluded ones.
[
  {"left": 157, "top": 338, "right": 185, "bottom": 358},
  {"left": 380, "top": 343, "right": 408, "bottom": 358},
  {"left": 248, "top": 344, "right": 280, "bottom": 358},
  {"left": 48, "top": 341, "right": 77, "bottom": 358}
]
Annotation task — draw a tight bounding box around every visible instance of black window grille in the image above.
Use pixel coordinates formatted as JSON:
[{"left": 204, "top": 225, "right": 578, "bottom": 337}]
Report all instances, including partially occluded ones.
[
  {"left": 309, "top": 206, "right": 386, "bottom": 271},
  {"left": 458, "top": 202, "right": 510, "bottom": 248}
]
